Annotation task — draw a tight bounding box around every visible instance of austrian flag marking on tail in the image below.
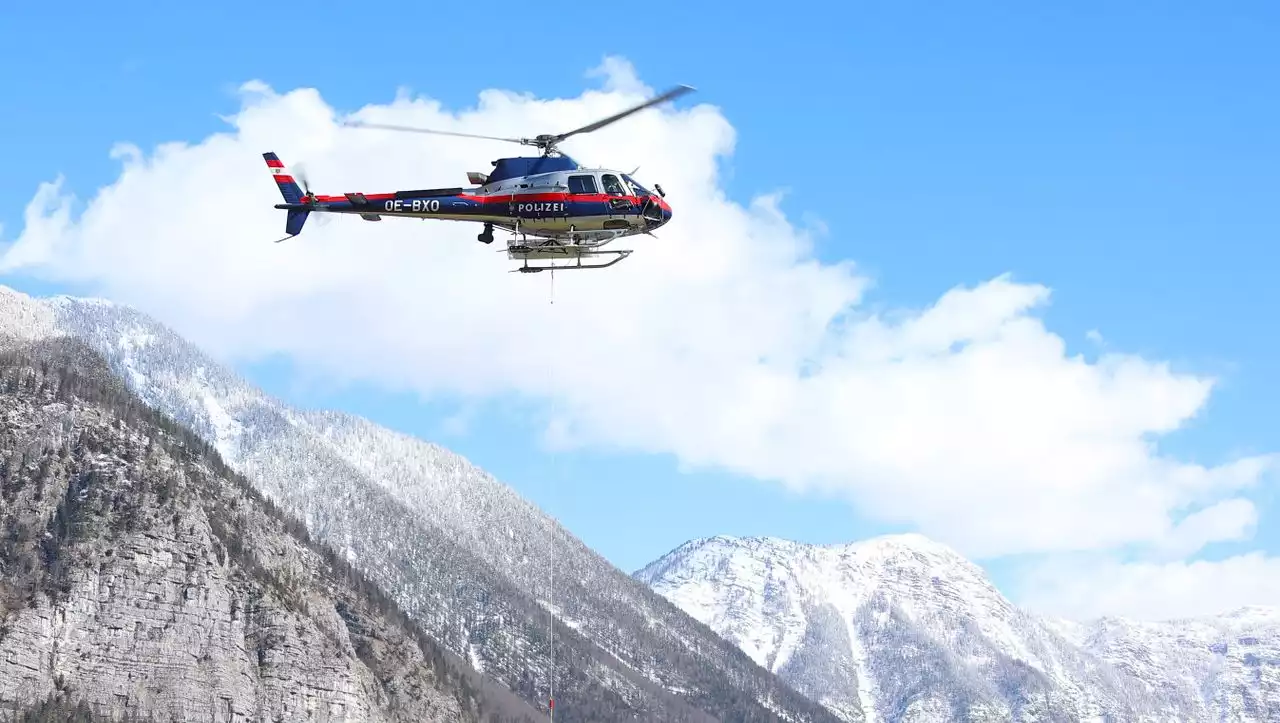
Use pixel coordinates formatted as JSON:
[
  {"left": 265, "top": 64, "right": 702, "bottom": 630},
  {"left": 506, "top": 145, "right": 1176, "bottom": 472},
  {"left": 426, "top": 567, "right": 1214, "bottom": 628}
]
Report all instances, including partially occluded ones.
[{"left": 262, "top": 152, "right": 306, "bottom": 206}]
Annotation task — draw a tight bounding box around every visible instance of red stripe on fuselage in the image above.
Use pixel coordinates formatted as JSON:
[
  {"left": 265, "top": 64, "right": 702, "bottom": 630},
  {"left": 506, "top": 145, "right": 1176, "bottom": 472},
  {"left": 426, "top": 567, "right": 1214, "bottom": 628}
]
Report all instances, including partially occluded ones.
[
  {"left": 265, "top": 159, "right": 284, "bottom": 168},
  {"left": 274, "top": 175, "right": 296, "bottom": 184},
  {"left": 314, "top": 193, "right": 396, "bottom": 202}
]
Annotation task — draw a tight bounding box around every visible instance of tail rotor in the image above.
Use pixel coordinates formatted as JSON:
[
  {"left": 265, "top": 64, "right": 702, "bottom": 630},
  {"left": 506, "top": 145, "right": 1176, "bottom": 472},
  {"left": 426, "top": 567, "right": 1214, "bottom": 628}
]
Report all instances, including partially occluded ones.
[
  {"left": 292, "top": 163, "right": 332, "bottom": 228},
  {"left": 293, "top": 163, "right": 318, "bottom": 204}
]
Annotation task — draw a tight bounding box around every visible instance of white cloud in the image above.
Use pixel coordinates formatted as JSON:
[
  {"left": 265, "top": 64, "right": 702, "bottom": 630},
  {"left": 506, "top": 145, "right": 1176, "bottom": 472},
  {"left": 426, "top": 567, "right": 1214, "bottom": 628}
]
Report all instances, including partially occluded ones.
[
  {"left": 1161, "top": 497, "right": 1259, "bottom": 558},
  {"left": 1015, "top": 551, "right": 1280, "bottom": 620},
  {"left": 1, "top": 58, "right": 1275, "bottom": 616}
]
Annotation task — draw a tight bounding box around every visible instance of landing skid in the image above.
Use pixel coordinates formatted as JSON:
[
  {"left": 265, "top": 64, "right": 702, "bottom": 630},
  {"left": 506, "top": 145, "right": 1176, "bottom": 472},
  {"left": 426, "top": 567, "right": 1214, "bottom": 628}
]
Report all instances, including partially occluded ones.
[
  {"left": 511, "top": 249, "right": 633, "bottom": 273},
  {"left": 499, "top": 222, "right": 635, "bottom": 273}
]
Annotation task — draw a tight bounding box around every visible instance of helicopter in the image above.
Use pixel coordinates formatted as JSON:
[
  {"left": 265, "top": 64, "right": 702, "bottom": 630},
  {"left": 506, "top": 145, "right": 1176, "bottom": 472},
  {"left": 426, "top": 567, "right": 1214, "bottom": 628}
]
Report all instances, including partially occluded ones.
[{"left": 263, "top": 84, "right": 695, "bottom": 273}]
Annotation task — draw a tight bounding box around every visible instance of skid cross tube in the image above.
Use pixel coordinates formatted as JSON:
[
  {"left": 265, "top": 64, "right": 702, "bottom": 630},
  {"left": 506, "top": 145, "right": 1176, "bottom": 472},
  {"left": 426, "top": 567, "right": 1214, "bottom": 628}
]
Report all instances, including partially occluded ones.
[{"left": 512, "top": 249, "right": 632, "bottom": 273}]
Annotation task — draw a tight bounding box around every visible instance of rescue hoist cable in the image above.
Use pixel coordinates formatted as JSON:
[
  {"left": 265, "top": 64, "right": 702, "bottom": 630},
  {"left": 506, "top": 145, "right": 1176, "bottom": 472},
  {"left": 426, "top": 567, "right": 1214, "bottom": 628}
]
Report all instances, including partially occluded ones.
[{"left": 547, "top": 448, "right": 554, "bottom": 721}]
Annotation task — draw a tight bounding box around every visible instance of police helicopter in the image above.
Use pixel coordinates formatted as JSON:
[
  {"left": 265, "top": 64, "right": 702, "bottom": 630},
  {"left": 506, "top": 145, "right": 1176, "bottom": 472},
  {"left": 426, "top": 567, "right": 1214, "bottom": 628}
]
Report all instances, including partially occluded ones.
[{"left": 263, "top": 84, "right": 694, "bottom": 273}]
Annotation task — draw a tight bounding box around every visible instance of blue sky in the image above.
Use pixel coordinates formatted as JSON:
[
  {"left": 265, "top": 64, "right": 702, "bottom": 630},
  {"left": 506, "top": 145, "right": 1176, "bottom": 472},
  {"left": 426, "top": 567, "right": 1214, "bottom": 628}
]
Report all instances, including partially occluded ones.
[{"left": 2, "top": 2, "right": 1278, "bottom": 607}]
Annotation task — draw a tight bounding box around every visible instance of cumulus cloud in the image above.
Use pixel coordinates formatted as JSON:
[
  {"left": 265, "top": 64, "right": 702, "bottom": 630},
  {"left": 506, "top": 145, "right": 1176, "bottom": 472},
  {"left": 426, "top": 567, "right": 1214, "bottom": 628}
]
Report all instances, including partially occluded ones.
[
  {"left": 1, "top": 58, "right": 1275, "bottom": 615},
  {"left": 1015, "top": 551, "right": 1280, "bottom": 620}
]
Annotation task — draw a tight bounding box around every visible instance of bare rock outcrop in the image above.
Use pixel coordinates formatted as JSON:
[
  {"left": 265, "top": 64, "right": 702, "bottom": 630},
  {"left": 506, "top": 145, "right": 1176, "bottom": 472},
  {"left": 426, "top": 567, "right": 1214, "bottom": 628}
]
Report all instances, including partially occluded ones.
[{"left": 0, "top": 339, "right": 544, "bottom": 722}]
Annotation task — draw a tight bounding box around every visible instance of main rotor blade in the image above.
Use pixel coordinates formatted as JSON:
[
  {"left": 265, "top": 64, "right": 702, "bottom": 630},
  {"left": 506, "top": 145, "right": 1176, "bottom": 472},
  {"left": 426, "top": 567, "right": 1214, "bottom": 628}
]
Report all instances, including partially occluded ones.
[
  {"left": 551, "top": 84, "right": 695, "bottom": 143},
  {"left": 341, "top": 120, "right": 526, "bottom": 145}
]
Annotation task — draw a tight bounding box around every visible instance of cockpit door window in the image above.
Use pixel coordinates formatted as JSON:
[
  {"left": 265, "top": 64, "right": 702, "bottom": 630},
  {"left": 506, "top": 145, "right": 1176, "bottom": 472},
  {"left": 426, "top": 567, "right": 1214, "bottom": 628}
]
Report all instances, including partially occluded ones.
[{"left": 601, "top": 174, "right": 626, "bottom": 196}]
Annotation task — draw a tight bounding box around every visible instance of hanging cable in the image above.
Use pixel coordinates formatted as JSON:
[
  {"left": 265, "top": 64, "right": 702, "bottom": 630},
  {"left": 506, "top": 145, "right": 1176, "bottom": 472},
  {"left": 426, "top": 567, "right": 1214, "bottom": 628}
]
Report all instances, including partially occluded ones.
[
  {"left": 549, "top": 501, "right": 555, "bottom": 721},
  {"left": 541, "top": 275, "right": 572, "bottom": 719},
  {"left": 548, "top": 444, "right": 555, "bottom": 722},
  {"left": 547, "top": 335, "right": 559, "bottom": 721}
]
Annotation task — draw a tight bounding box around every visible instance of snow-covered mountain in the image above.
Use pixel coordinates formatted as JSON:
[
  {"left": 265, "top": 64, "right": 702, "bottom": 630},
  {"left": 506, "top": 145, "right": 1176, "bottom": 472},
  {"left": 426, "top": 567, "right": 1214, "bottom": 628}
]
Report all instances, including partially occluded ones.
[
  {"left": 1067, "top": 607, "right": 1280, "bottom": 723},
  {"left": 0, "top": 285, "right": 839, "bottom": 723},
  {"left": 8, "top": 283, "right": 1276, "bottom": 722},
  {"left": 635, "top": 534, "right": 1280, "bottom": 723},
  {"left": 1, "top": 337, "right": 543, "bottom": 722}
]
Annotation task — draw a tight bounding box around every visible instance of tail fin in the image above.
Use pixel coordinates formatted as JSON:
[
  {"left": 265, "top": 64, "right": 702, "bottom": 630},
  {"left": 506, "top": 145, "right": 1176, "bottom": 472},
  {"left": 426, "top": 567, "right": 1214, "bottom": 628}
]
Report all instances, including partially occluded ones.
[
  {"left": 264, "top": 152, "right": 311, "bottom": 241},
  {"left": 283, "top": 208, "right": 310, "bottom": 237},
  {"left": 263, "top": 152, "right": 305, "bottom": 204}
]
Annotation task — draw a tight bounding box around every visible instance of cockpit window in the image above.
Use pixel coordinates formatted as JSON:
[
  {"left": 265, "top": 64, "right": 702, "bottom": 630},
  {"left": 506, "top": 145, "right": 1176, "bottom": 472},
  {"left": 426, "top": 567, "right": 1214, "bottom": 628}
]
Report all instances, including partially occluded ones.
[
  {"left": 568, "top": 174, "right": 597, "bottom": 194},
  {"left": 622, "top": 174, "right": 651, "bottom": 197},
  {"left": 601, "top": 174, "right": 626, "bottom": 196}
]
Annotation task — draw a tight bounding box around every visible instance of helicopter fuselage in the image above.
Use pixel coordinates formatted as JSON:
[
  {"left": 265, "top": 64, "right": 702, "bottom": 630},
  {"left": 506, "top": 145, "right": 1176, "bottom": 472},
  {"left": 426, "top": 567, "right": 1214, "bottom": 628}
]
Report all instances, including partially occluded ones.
[
  {"left": 267, "top": 83, "right": 692, "bottom": 271},
  {"left": 281, "top": 158, "right": 672, "bottom": 245}
]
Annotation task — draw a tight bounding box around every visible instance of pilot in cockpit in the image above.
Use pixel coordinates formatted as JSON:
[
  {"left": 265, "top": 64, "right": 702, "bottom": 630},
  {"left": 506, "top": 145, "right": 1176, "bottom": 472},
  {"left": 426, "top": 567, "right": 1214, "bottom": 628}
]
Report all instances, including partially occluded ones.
[{"left": 602, "top": 175, "right": 627, "bottom": 196}]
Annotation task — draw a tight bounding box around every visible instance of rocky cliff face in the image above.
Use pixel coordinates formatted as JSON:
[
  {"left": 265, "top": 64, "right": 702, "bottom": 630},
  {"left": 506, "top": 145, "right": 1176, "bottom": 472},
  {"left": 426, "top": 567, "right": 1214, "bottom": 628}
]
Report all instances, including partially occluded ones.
[
  {"left": 0, "top": 285, "right": 844, "bottom": 723},
  {"left": 636, "top": 534, "right": 1280, "bottom": 723},
  {"left": 1061, "top": 607, "right": 1280, "bottom": 723},
  {"left": 0, "top": 337, "right": 544, "bottom": 722}
]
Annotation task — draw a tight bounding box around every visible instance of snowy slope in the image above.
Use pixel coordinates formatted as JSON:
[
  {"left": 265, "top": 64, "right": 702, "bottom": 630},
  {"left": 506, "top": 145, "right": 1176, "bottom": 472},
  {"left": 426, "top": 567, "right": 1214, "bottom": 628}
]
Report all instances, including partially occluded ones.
[
  {"left": 7, "top": 284, "right": 1275, "bottom": 722},
  {"left": 0, "top": 286, "right": 59, "bottom": 341},
  {"left": 1074, "top": 606, "right": 1280, "bottom": 722},
  {"left": 0, "top": 341, "right": 542, "bottom": 722},
  {"left": 0, "top": 285, "right": 840, "bottom": 723},
  {"left": 636, "top": 534, "right": 1280, "bottom": 723}
]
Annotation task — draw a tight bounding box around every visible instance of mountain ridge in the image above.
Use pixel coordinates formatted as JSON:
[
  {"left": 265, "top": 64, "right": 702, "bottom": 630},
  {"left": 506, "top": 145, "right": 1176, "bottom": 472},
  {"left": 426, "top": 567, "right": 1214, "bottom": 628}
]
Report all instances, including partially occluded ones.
[
  {"left": 2, "top": 285, "right": 843, "bottom": 723},
  {"left": 0, "top": 335, "right": 545, "bottom": 721},
  {"left": 11, "top": 284, "right": 1278, "bottom": 722},
  {"left": 637, "top": 532, "right": 1280, "bottom": 723}
]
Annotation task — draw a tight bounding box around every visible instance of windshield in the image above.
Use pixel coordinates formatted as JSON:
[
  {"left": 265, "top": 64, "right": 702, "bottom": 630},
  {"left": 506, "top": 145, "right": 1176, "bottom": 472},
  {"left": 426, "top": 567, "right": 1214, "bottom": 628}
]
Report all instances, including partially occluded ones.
[{"left": 622, "top": 174, "right": 651, "bottom": 197}]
